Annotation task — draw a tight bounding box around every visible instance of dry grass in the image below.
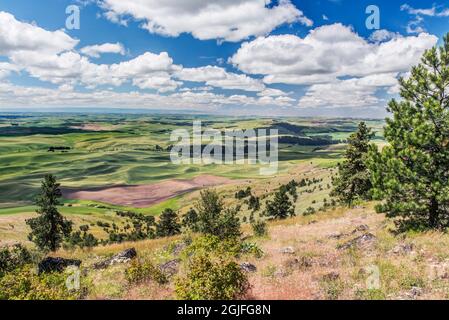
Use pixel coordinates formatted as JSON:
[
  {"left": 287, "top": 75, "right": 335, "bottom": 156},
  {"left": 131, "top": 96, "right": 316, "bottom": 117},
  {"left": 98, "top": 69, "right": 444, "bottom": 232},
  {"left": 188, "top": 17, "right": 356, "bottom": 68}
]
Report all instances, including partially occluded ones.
[{"left": 43, "top": 202, "right": 449, "bottom": 300}]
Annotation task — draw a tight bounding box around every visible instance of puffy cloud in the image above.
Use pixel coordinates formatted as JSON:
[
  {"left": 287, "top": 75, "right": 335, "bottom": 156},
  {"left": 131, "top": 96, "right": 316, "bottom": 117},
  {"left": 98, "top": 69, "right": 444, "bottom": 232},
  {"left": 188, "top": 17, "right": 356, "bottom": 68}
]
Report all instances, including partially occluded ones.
[
  {"left": 12, "top": 50, "right": 182, "bottom": 92},
  {"left": 0, "top": 81, "right": 293, "bottom": 109},
  {"left": 0, "top": 12, "right": 182, "bottom": 92},
  {"left": 0, "top": 11, "right": 78, "bottom": 55},
  {"left": 369, "top": 29, "right": 399, "bottom": 42},
  {"left": 131, "top": 72, "right": 182, "bottom": 92},
  {"left": 80, "top": 42, "right": 126, "bottom": 58},
  {"left": 99, "top": 0, "right": 312, "bottom": 42},
  {"left": 298, "top": 73, "right": 398, "bottom": 109},
  {"left": 175, "top": 66, "right": 265, "bottom": 91},
  {"left": 230, "top": 24, "right": 437, "bottom": 86},
  {"left": 0, "top": 62, "right": 19, "bottom": 79},
  {"left": 257, "top": 88, "right": 289, "bottom": 97}
]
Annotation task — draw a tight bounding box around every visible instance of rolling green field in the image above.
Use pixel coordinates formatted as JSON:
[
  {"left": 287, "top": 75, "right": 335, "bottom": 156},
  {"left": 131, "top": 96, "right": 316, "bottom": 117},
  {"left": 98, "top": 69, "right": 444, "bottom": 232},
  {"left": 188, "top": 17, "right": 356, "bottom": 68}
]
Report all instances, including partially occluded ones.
[{"left": 0, "top": 113, "right": 385, "bottom": 243}]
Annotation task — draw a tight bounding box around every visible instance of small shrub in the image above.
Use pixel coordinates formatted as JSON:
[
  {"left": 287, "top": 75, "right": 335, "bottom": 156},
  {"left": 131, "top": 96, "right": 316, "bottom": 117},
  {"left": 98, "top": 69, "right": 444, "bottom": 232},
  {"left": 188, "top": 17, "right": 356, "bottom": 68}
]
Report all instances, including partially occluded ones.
[
  {"left": 320, "top": 277, "right": 344, "bottom": 300},
  {"left": 251, "top": 220, "right": 267, "bottom": 237},
  {"left": 0, "top": 244, "right": 33, "bottom": 277},
  {"left": 303, "top": 206, "right": 316, "bottom": 216},
  {"left": 261, "top": 265, "right": 277, "bottom": 278},
  {"left": 0, "top": 265, "right": 84, "bottom": 300},
  {"left": 240, "top": 242, "right": 264, "bottom": 259},
  {"left": 235, "top": 187, "right": 252, "bottom": 199},
  {"left": 182, "top": 235, "right": 242, "bottom": 258},
  {"left": 125, "top": 259, "right": 168, "bottom": 285},
  {"left": 355, "top": 288, "right": 386, "bottom": 300},
  {"left": 175, "top": 254, "right": 250, "bottom": 300}
]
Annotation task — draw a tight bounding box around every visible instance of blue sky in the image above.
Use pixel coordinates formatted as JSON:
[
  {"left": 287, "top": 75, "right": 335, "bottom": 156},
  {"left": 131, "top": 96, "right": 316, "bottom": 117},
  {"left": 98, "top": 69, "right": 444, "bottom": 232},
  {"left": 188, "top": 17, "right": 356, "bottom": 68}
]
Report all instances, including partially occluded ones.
[{"left": 0, "top": 0, "right": 448, "bottom": 117}]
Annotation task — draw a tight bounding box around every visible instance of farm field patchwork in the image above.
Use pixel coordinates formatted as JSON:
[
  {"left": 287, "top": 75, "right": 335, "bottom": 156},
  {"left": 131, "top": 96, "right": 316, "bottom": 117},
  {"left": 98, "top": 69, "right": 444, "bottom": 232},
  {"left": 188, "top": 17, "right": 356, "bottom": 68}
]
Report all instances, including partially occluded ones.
[{"left": 0, "top": 113, "right": 384, "bottom": 244}]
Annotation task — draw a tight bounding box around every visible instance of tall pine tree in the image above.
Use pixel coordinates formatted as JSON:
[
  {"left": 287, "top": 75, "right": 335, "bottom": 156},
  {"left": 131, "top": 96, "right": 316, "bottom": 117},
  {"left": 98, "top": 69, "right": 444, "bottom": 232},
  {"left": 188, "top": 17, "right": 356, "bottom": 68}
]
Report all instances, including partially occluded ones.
[
  {"left": 265, "top": 188, "right": 295, "bottom": 219},
  {"left": 26, "top": 174, "right": 72, "bottom": 252},
  {"left": 331, "top": 122, "right": 374, "bottom": 206},
  {"left": 368, "top": 34, "right": 449, "bottom": 231},
  {"left": 156, "top": 208, "right": 181, "bottom": 237}
]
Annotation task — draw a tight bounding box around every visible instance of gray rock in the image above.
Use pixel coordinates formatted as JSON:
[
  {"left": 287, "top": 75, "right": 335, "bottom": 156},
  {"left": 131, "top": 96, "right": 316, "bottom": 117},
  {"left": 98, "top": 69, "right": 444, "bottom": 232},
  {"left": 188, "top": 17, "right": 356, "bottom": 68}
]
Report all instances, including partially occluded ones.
[
  {"left": 409, "top": 286, "right": 423, "bottom": 297},
  {"left": 280, "top": 246, "right": 296, "bottom": 255},
  {"left": 391, "top": 243, "right": 414, "bottom": 255},
  {"left": 240, "top": 262, "right": 257, "bottom": 273},
  {"left": 322, "top": 271, "right": 340, "bottom": 281},
  {"left": 328, "top": 232, "right": 345, "bottom": 240},
  {"left": 93, "top": 248, "right": 137, "bottom": 269},
  {"left": 337, "top": 233, "right": 376, "bottom": 250},
  {"left": 352, "top": 224, "right": 369, "bottom": 233},
  {"left": 172, "top": 242, "right": 187, "bottom": 255},
  {"left": 38, "top": 257, "right": 81, "bottom": 274},
  {"left": 159, "top": 259, "right": 180, "bottom": 276},
  {"left": 164, "top": 241, "right": 187, "bottom": 256},
  {"left": 274, "top": 269, "right": 288, "bottom": 278},
  {"left": 283, "top": 256, "right": 314, "bottom": 270}
]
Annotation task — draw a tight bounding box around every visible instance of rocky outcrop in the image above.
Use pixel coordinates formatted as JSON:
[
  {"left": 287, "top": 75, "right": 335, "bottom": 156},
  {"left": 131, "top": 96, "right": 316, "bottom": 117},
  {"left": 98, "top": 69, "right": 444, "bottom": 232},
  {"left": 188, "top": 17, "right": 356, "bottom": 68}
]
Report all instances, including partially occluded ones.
[
  {"left": 280, "top": 246, "right": 296, "bottom": 255},
  {"left": 159, "top": 259, "right": 181, "bottom": 277},
  {"left": 93, "top": 248, "right": 137, "bottom": 269},
  {"left": 337, "top": 233, "right": 376, "bottom": 250},
  {"left": 240, "top": 262, "right": 257, "bottom": 273},
  {"left": 38, "top": 257, "right": 81, "bottom": 274}
]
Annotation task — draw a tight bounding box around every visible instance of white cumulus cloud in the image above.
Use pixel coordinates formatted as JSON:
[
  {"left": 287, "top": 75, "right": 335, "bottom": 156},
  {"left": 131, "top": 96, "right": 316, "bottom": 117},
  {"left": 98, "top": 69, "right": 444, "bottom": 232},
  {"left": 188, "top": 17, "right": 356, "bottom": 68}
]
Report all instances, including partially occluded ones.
[
  {"left": 80, "top": 42, "right": 126, "bottom": 58},
  {"left": 230, "top": 23, "right": 437, "bottom": 85},
  {"left": 99, "top": 0, "right": 312, "bottom": 42},
  {"left": 175, "top": 66, "right": 265, "bottom": 92}
]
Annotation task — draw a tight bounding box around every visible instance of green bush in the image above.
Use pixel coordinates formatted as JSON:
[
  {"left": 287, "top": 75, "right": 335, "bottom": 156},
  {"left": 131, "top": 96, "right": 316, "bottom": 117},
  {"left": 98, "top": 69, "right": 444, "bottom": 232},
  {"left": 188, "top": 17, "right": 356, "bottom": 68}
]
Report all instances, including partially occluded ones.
[
  {"left": 0, "top": 265, "right": 84, "bottom": 300},
  {"left": 303, "top": 206, "right": 316, "bottom": 216},
  {"left": 240, "top": 242, "right": 264, "bottom": 259},
  {"left": 125, "top": 259, "right": 168, "bottom": 285},
  {"left": 0, "top": 244, "right": 33, "bottom": 277},
  {"left": 182, "top": 235, "right": 242, "bottom": 259},
  {"left": 175, "top": 254, "right": 250, "bottom": 300},
  {"left": 251, "top": 220, "right": 267, "bottom": 237},
  {"left": 195, "top": 190, "right": 241, "bottom": 240}
]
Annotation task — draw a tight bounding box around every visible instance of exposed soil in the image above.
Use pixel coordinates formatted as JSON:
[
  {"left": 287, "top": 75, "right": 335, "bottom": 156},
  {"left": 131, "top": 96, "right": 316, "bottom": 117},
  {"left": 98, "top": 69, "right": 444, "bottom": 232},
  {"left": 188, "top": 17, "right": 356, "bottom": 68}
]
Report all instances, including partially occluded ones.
[
  {"left": 62, "top": 175, "right": 235, "bottom": 208},
  {"left": 69, "top": 124, "right": 113, "bottom": 131}
]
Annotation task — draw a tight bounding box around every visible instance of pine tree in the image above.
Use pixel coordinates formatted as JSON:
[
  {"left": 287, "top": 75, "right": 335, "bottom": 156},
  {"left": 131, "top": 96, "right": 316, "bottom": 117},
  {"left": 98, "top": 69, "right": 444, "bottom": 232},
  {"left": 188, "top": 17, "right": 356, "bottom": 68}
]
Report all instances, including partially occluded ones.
[
  {"left": 182, "top": 208, "right": 199, "bottom": 232},
  {"left": 156, "top": 208, "right": 181, "bottom": 237},
  {"left": 331, "top": 122, "right": 374, "bottom": 206},
  {"left": 195, "top": 190, "right": 241, "bottom": 239},
  {"left": 26, "top": 174, "right": 72, "bottom": 252},
  {"left": 265, "top": 188, "right": 295, "bottom": 219},
  {"left": 368, "top": 34, "right": 449, "bottom": 231}
]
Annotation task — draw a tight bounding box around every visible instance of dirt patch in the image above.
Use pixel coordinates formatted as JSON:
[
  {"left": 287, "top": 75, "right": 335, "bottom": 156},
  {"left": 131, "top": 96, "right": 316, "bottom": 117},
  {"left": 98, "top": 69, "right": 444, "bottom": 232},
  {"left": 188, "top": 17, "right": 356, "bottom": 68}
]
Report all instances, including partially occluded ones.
[
  {"left": 62, "top": 175, "right": 235, "bottom": 208},
  {"left": 70, "top": 124, "right": 113, "bottom": 131}
]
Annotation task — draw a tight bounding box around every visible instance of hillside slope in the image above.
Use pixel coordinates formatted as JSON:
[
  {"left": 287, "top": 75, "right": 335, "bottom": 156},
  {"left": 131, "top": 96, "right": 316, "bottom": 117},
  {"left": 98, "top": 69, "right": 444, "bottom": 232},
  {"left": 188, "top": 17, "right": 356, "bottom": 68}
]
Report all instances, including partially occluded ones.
[{"left": 56, "top": 204, "right": 449, "bottom": 300}]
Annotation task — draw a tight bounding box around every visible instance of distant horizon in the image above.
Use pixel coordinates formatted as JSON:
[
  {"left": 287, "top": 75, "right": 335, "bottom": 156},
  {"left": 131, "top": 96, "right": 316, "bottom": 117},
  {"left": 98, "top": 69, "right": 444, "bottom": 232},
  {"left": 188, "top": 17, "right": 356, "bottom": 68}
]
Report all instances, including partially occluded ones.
[{"left": 0, "top": 107, "right": 389, "bottom": 120}]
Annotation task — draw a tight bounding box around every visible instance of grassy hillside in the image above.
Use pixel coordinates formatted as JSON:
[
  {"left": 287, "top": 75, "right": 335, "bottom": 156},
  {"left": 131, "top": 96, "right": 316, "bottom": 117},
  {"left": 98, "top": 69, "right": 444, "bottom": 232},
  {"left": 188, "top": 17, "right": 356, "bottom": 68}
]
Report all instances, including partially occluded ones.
[{"left": 46, "top": 203, "right": 449, "bottom": 300}]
